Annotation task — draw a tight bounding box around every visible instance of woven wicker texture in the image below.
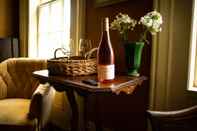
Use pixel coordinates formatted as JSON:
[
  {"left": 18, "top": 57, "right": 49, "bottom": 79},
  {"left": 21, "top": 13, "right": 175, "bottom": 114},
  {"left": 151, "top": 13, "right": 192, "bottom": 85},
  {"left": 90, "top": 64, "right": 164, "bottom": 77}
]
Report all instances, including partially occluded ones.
[{"left": 47, "top": 56, "right": 97, "bottom": 76}]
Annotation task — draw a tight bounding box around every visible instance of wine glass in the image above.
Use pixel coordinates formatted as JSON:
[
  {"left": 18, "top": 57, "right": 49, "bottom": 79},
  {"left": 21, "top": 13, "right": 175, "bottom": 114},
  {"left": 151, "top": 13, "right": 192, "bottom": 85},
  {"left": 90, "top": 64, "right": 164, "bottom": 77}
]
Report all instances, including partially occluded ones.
[
  {"left": 68, "top": 39, "right": 75, "bottom": 56},
  {"left": 78, "top": 39, "right": 93, "bottom": 57}
]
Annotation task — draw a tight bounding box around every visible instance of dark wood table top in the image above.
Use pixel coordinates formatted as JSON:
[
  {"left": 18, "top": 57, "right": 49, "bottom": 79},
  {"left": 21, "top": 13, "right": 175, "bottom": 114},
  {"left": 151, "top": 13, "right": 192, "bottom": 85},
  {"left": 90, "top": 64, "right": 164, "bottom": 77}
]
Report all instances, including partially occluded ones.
[{"left": 33, "top": 70, "right": 147, "bottom": 94}]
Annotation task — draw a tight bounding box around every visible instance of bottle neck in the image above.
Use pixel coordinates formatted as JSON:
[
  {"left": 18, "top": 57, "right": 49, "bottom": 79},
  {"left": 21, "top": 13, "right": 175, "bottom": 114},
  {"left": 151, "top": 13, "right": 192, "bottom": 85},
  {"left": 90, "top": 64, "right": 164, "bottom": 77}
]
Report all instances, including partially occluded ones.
[
  {"left": 100, "top": 17, "right": 111, "bottom": 47},
  {"left": 102, "top": 17, "right": 109, "bottom": 32}
]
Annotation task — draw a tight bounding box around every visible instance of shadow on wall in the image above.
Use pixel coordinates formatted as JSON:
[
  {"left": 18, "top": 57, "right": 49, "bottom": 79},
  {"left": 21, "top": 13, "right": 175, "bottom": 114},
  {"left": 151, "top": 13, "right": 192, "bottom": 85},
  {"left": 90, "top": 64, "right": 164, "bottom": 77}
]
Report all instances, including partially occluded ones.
[{"left": 0, "top": 38, "right": 19, "bottom": 62}]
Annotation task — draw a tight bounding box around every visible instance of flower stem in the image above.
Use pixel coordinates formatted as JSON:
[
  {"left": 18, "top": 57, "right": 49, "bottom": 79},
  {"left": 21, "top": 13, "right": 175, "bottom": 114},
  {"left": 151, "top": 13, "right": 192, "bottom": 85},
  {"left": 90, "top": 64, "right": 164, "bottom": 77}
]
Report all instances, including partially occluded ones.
[
  {"left": 121, "top": 30, "right": 129, "bottom": 42},
  {"left": 139, "top": 28, "right": 148, "bottom": 43}
]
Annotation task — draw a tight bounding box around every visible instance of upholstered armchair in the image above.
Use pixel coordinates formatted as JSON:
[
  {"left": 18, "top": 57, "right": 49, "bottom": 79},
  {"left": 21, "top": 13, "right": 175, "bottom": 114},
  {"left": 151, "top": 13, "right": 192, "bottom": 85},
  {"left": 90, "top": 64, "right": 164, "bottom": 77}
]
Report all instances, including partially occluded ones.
[
  {"left": 147, "top": 105, "right": 197, "bottom": 131},
  {"left": 0, "top": 58, "right": 55, "bottom": 131}
]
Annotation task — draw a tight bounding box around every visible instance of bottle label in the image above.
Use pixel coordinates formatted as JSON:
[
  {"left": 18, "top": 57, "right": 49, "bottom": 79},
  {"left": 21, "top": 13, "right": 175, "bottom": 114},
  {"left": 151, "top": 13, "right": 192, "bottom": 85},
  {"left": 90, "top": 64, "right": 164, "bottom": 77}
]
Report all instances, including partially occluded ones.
[{"left": 98, "top": 64, "right": 115, "bottom": 81}]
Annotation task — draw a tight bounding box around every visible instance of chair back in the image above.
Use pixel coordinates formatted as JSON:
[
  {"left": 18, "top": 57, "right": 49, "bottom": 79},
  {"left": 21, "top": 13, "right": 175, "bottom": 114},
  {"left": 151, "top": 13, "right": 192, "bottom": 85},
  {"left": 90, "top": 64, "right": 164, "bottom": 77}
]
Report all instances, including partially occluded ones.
[
  {"left": 147, "top": 105, "right": 197, "bottom": 131},
  {"left": 0, "top": 58, "right": 47, "bottom": 98}
]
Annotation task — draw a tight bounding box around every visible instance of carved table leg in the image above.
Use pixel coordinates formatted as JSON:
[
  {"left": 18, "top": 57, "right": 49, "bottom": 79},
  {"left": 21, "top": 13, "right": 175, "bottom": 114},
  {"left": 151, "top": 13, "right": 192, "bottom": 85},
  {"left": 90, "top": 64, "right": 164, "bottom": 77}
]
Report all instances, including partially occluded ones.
[
  {"left": 65, "top": 89, "right": 79, "bottom": 131},
  {"left": 83, "top": 96, "right": 89, "bottom": 131},
  {"left": 95, "top": 95, "right": 103, "bottom": 131}
]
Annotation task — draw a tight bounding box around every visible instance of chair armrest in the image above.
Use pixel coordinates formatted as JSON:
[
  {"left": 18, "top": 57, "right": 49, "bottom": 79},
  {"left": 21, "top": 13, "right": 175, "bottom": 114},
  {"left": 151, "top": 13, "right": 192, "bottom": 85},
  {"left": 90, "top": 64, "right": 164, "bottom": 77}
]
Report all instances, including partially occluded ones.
[
  {"left": 0, "top": 63, "right": 7, "bottom": 99},
  {"left": 28, "top": 83, "right": 55, "bottom": 127},
  {"left": 0, "top": 76, "right": 7, "bottom": 99},
  {"left": 147, "top": 105, "right": 197, "bottom": 120}
]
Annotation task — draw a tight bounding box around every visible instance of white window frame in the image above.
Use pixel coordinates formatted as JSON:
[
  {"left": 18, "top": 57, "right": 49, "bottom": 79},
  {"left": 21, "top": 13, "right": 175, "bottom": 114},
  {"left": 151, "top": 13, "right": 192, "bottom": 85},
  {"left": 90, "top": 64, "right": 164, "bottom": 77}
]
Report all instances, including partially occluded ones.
[
  {"left": 37, "top": 0, "right": 69, "bottom": 58},
  {"left": 187, "top": 0, "right": 197, "bottom": 91},
  {"left": 28, "top": 0, "right": 85, "bottom": 58}
]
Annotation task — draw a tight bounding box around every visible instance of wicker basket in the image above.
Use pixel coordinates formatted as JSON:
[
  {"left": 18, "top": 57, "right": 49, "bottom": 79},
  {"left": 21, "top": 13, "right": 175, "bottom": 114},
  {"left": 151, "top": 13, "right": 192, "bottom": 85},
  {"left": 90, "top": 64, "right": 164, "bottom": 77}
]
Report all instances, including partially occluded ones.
[{"left": 47, "top": 48, "right": 97, "bottom": 76}]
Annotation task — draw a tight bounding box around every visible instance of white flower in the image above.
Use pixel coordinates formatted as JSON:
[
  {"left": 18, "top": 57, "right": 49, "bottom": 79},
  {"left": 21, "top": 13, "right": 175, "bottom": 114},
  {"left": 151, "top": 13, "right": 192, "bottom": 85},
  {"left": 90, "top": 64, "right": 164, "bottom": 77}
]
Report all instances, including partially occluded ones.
[
  {"left": 110, "top": 13, "right": 137, "bottom": 36},
  {"left": 139, "top": 11, "right": 163, "bottom": 35},
  {"left": 110, "top": 11, "right": 163, "bottom": 43}
]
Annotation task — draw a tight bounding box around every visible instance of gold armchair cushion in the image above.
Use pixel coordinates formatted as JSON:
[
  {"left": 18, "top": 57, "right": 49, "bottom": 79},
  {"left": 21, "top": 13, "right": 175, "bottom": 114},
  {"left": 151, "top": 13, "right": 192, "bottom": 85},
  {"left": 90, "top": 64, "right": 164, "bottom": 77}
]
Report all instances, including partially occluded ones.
[{"left": 0, "top": 99, "right": 35, "bottom": 126}]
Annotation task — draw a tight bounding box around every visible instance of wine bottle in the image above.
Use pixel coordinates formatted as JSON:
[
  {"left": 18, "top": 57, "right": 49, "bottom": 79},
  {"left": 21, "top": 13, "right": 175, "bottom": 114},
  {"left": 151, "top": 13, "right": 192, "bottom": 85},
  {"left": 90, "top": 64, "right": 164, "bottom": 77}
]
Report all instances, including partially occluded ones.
[{"left": 97, "top": 17, "right": 115, "bottom": 83}]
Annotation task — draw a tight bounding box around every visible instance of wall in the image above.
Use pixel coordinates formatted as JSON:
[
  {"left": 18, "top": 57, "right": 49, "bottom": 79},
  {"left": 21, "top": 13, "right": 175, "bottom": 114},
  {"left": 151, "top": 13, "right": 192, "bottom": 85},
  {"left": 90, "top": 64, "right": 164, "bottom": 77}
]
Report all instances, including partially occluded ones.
[
  {"left": 0, "top": 0, "right": 19, "bottom": 37},
  {"left": 85, "top": 0, "right": 153, "bottom": 76}
]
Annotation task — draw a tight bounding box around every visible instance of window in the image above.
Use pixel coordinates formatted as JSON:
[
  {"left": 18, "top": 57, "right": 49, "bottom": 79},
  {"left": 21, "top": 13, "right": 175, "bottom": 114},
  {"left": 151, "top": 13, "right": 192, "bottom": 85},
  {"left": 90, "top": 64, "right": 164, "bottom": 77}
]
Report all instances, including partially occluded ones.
[
  {"left": 187, "top": 0, "right": 197, "bottom": 91},
  {"left": 29, "top": 0, "right": 71, "bottom": 58}
]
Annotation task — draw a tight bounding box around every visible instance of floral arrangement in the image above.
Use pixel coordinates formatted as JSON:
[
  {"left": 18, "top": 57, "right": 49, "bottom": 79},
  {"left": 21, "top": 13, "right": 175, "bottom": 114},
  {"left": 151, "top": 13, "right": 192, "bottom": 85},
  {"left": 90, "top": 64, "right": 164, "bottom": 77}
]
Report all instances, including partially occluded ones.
[
  {"left": 110, "top": 11, "right": 163, "bottom": 43},
  {"left": 110, "top": 13, "right": 137, "bottom": 41}
]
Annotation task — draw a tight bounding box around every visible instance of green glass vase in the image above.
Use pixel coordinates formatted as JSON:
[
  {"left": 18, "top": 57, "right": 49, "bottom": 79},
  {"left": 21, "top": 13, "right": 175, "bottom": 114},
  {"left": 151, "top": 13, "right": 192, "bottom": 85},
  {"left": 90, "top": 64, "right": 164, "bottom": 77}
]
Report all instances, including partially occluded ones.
[{"left": 124, "top": 41, "right": 144, "bottom": 76}]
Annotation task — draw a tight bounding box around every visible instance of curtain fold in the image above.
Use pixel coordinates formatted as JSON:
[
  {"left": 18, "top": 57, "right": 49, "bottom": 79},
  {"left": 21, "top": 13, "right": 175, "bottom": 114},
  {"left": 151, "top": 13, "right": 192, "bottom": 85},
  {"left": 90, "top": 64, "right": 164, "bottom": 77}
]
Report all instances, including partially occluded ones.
[{"left": 19, "top": 0, "right": 29, "bottom": 57}]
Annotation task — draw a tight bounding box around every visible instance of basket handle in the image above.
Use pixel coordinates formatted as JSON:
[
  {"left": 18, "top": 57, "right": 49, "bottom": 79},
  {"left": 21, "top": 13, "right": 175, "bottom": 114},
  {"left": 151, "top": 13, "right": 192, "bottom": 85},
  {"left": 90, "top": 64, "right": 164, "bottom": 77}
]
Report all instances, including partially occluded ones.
[
  {"left": 54, "top": 48, "right": 70, "bottom": 59},
  {"left": 85, "top": 48, "right": 97, "bottom": 59}
]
